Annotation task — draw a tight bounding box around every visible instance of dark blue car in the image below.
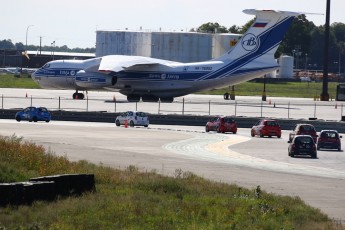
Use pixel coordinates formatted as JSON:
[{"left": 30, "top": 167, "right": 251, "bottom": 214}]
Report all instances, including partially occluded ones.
[{"left": 15, "top": 107, "right": 51, "bottom": 122}]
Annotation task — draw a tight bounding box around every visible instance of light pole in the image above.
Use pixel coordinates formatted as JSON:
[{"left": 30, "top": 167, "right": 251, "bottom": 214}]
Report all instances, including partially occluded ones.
[
  {"left": 51, "top": 41, "right": 55, "bottom": 60},
  {"left": 320, "top": 0, "right": 331, "bottom": 101},
  {"left": 338, "top": 51, "right": 341, "bottom": 76},
  {"left": 25, "top": 25, "right": 34, "bottom": 51},
  {"left": 305, "top": 53, "right": 308, "bottom": 76}
]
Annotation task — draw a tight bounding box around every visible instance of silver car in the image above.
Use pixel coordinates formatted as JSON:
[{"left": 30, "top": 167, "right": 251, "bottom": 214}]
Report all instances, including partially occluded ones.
[{"left": 115, "top": 111, "right": 149, "bottom": 127}]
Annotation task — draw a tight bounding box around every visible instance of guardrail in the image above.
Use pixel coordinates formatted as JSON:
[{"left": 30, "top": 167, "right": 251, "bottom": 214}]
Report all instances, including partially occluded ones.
[{"left": 1, "top": 109, "right": 344, "bottom": 133}]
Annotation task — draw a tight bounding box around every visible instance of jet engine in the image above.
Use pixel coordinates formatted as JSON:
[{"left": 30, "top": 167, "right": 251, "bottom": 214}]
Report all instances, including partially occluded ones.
[{"left": 75, "top": 70, "right": 117, "bottom": 89}]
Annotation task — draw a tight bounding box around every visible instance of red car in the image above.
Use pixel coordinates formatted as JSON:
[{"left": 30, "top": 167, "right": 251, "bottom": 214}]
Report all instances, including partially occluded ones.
[
  {"left": 288, "top": 124, "right": 318, "bottom": 143},
  {"left": 251, "top": 119, "right": 281, "bottom": 138},
  {"left": 205, "top": 116, "right": 237, "bottom": 134},
  {"left": 317, "top": 130, "right": 342, "bottom": 151}
]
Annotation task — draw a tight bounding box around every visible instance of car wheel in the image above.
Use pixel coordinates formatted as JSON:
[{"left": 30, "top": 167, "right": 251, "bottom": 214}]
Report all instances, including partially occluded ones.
[
  {"left": 288, "top": 136, "right": 292, "bottom": 143},
  {"left": 129, "top": 120, "right": 134, "bottom": 127},
  {"left": 115, "top": 120, "right": 120, "bottom": 126},
  {"left": 205, "top": 126, "right": 209, "bottom": 132},
  {"left": 144, "top": 125, "right": 148, "bottom": 127},
  {"left": 233, "top": 131, "right": 237, "bottom": 134},
  {"left": 311, "top": 153, "right": 317, "bottom": 159},
  {"left": 317, "top": 146, "right": 320, "bottom": 150},
  {"left": 216, "top": 127, "right": 221, "bottom": 133},
  {"left": 277, "top": 134, "right": 281, "bottom": 138},
  {"left": 15, "top": 116, "right": 21, "bottom": 122},
  {"left": 251, "top": 130, "right": 255, "bottom": 137},
  {"left": 259, "top": 132, "right": 264, "bottom": 138},
  {"left": 33, "top": 116, "right": 38, "bottom": 122},
  {"left": 46, "top": 120, "right": 50, "bottom": 123}
]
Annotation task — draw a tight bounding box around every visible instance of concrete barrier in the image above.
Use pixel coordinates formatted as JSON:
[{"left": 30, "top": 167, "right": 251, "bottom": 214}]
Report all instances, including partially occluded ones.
[
  {"left": 1, "top": 109, "right": 344, "bottom": 132},
  {"left": 0, "top": 174, "right": 96, "bottom": 207}
]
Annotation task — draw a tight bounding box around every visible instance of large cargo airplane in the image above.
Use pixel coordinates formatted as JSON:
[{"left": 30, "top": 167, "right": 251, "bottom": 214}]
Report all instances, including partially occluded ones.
[{"left": 32, "top": 9, "right": 300, "bottom": 102}]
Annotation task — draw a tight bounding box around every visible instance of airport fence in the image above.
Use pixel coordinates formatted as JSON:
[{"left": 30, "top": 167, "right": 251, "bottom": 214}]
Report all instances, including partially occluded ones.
[{"left": 1, "top": 94, "right": 345, "bottom": 121}]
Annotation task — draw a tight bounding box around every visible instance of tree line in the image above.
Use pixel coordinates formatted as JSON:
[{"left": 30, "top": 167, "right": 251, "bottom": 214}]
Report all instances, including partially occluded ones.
[{"left": 0, "top": 39, "right": 95, "bottom": 54}]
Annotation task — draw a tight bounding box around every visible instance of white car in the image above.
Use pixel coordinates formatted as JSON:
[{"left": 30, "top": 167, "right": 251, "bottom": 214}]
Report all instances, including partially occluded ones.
[{"left": 115, "top": 111, "right": 149, "bottom": 127}]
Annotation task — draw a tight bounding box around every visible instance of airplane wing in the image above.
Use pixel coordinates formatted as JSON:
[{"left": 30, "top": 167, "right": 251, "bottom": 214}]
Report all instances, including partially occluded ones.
[{"left": 98, "top": 55, "right": 181, "bottom": 72}]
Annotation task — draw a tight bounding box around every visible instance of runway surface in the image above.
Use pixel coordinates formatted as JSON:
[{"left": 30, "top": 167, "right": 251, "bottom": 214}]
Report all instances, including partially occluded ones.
[
  {"left": 1, "top": 88, "right": 345, "bottom": 121},
  {"left": 0, "top": 119, "right": 344, "bottom": 222}
]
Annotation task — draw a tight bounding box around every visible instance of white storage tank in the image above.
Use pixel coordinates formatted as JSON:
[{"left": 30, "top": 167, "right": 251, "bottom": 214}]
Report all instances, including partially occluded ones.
[
  {"left": 96, "top": 31, "right": 152, "bottom": 57},
  {"left": 150, "top": 32, "right": 212, "bottom": 62},
  {"left": 96, "top": 30, "right": 238, "bottom": 62},
  {"left": 278, "top": 55, "right": 294, "bottom": 78}
]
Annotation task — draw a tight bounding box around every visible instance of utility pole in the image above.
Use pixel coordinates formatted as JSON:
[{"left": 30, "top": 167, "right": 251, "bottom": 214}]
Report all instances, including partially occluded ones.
[
  {"left": 320, "top": 0, "right": 331, "bottom": 101},
  {"left": 39, "top": 36, "right": 42, "bottom": 55}
]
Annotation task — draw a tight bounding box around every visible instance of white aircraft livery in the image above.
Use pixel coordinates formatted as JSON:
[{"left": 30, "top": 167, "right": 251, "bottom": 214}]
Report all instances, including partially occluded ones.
[{"left": 32, "top": 9, "right": 300, "bottom": 102}]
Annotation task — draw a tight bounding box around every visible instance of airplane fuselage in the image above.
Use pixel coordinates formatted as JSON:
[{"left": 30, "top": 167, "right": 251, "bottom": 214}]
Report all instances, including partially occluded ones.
[{"left": 32, "top": 58, "right": 277, "bottom": 99}]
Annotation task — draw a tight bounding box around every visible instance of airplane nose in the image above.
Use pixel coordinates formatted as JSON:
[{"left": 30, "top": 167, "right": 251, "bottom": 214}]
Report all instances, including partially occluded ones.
[
  {"left": 31, "top": 70, "right": 36, "bottom": 80},
  {"left": 31, "top": 69, "right": 39, "bottom": 82}
]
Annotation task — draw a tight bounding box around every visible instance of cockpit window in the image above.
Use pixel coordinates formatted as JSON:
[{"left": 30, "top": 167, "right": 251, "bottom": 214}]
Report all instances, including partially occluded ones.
[{"left": 43, "top": 64, "right": 50, "bottom": 68}]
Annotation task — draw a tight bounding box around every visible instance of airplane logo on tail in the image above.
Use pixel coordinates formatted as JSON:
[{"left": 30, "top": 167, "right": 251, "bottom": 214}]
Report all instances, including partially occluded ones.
[{"left": 241, "top": 33, "right": 259, "bottom": 51}]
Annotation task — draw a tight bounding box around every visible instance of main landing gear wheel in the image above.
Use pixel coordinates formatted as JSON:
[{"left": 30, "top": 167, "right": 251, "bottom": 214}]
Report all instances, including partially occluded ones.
[{"left": 73, "top": 92, "right": 84, "bottom": 100}]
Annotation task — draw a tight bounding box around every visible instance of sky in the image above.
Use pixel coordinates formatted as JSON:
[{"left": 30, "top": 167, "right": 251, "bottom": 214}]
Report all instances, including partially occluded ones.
[{"left": 1, "top": 0, "right": 345, "bottom": 49}]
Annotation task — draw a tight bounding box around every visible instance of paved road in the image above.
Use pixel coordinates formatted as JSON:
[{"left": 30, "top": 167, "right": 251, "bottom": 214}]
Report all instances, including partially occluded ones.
[
  {"left": 1, "top": 88, "right": 345, "bottom": 121},
  {"left": 0, "top": 119, "right": 344, "bottom": 222}
]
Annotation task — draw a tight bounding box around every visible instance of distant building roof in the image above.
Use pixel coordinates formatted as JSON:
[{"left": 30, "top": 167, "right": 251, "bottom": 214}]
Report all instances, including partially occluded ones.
[{"left": 27, "top": 50, "right": 95, "bottom": 58}]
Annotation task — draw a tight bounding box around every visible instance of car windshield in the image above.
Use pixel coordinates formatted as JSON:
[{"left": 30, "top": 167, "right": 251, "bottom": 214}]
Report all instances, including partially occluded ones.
[
  {"left": 136, "top": 112, "right": 147, "bottom": 117},
  {"left": 266, "top": 121, "right": 278, "bottom": 126},
  {"left": 295, "top": 136, "right": 313, "bottom": 144},
  {"left": 321, "top": 131, "right": 338, "bottom": 138},
  {"left": 300, "top": 125, "right": 315, "bottom": 131},
  {"left": 223, "top": 117, "right": 234, "bottom": 123}
]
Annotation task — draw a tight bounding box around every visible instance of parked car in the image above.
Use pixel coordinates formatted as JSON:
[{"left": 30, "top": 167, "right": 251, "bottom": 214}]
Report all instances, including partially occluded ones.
[
  {"left": 15, "top": 107, "right": 51, "bottom": 122},
  {"left": 250, "top": 119, "right": 281, "bottom": 138},
  {"left": 115, "top": 111, "right": 149, "bottom": 127},
  {"left": 317, "top": 130, "right": 342, "bottom": 151},
  {"left": 205, "top": 116, "right": 237, "bottom": 134},
  {"left": 288, "top": 124, "right": 318, "bottom": 143},
  {"left": 288, "top": 135, "right": 317, "bottom": 158}
]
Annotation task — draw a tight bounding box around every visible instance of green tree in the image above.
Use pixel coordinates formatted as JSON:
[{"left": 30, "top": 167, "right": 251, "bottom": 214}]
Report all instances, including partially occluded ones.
[
  {"left": 228, "top": 25, "right": 241, "bottom": 33},
  {"left": 0, "top": 39, "right": 15, "bottom": 49},
  {"left": 197, "top": 22, "right": 228, "bottom": 33},
  {"left": 278, "top": 15, "right": 315, "bottom": 60},
  {"left": 239, "top": 18, "right": 255, "bottom": 34},
  {"left": 14, "top": 42, "right": 25, "bottom": 50}
]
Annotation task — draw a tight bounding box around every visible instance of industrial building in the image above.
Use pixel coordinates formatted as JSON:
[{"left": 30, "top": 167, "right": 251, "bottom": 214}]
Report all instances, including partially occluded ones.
[
  {"left": 95, "top": 30, "right": 241, "bottom": 62},
  {"left": 0, "top": 50, "right": 95, "bottom": 69}
]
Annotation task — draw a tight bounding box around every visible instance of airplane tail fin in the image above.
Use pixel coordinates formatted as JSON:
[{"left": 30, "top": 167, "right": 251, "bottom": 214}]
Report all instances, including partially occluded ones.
[{"left": 215, "top": 9, "right": 300, "bottom": 69}]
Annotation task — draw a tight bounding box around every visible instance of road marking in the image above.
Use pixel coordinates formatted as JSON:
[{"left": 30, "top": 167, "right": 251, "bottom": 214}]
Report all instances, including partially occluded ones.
[{"left": 165, "top": 132, "right": 345, "bottom": 179}]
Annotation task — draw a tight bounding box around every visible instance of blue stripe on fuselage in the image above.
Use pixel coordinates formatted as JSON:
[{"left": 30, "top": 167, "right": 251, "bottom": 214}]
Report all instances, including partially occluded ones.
[
  {"left": 34, "top": 68, "right": 80, "bottom": 77},
  {"left": 116, "top": 66, "right": 276, "bottom": 82}
]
